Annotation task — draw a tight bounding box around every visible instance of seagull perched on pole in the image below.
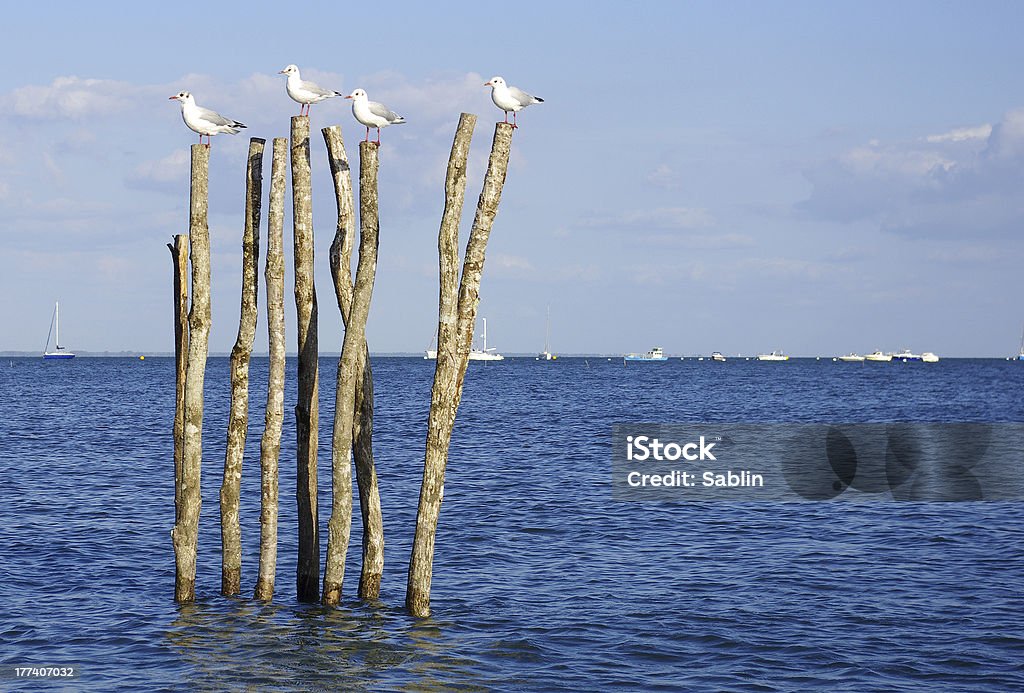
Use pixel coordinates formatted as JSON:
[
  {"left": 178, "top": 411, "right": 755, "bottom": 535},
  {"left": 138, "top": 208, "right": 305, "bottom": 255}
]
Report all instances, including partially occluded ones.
[
  {"left": 279, "top": 64, "right": 343, "bottom": 116},
  {"left": 484, "top": 76, "right": 544, "bottom": 128},
  {"left": 168, "top": 91, "right": 246, "bottom": 147},
  {"left": 346, "top": 89, "right": 406, "bottom": 144}
]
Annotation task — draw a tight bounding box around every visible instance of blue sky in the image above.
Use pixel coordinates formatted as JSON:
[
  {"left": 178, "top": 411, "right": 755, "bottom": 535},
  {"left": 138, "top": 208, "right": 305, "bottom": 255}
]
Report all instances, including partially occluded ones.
[{"left": 2, "top": 1, "right": 1023, "bottom": 356}]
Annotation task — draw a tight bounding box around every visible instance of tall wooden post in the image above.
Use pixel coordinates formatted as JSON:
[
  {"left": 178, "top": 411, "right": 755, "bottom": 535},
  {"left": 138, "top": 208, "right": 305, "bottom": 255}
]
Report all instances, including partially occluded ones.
[
  {"left": 291, "top": 116, "right": 320, "bottom": 602},
  {"left": 220, "top": 138, "right": 265, "bottom": 595},
  {"left": 255, "top": 138, "right": 288, "bottom": 601},
  {"left": 322, "top": 141, "right": 381, "bottom": 605},
  {"left": 167, "top": 234, "right": 189, "bottom": 528},
  {"left": 452, "top": 125, "right": 514, "bottom": 391},
  {"left": 407, "top": 116, "right": 519, "bottom": 618},
  {"left": 172, "top": 143, "right": 211, "bottom": 603},
  {"left": 322, "top": 125, "right": 384, "bottom": 601}
]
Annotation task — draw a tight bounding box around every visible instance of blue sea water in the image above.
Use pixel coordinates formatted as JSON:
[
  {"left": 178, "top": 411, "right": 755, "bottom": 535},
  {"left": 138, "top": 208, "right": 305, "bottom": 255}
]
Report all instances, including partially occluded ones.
[{"left": 1, "top": 356, "right": 1023, "bottom": 691}]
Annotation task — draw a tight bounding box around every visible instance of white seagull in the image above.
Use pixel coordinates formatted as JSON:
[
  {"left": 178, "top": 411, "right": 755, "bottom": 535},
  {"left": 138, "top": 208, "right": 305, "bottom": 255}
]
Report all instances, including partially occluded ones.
[
  {"left": 484, "top": 76, "right": 544, "bottom": 128},
  {"left": 346, "top": 89, "right": 406, "bottom": 144},
  {"left": 168, "top": 91, "right": 246, "bottom": 147},
  {"left": 279, "top": 64, "right": 342, "bottom": 116}
]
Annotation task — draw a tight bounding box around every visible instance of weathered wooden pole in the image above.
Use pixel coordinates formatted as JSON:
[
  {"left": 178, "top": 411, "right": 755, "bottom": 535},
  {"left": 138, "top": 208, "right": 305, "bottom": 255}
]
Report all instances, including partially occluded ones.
[
  {"left": 409, "top": 115, "right": 519, "bottom": 618},
  {"left": 172, "top": 143, "right": 211, "bottom": 603},
  {"left": 452, "top": 125, "right": 515, "bottom": 383},
  {"left": 290, "top": 115, "right": 320, "bottom": 602},
  {"left": 322, "top": 140, "right": 381, "bottom": 605},
  {"left": 167, "top": 234, "right": 189, "bottom": 526},
  {"left": 255, "top": 138, "right": 288, "bottom": 601},
  {"left": 220, "top": 138, "right": 265, "bottom": 595},
  {"left": 322, "top": 125, "right": 384, "bottom": 600}
]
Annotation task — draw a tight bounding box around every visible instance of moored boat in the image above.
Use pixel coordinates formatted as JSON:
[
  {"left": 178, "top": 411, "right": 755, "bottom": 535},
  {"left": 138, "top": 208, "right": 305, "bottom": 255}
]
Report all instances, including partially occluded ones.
[
  {"left": 42, "top": 302, "right": 75, "bottom": 360},
  {"left": 536, "top": 306, "right": 557, "bottom": 360},
  {"left": 624, "top": 347, "right": 669, "bottom": 362},
  {"left": 864, "top": 350, "right": 892, "bottom": 362},
  {"left": 425, "top": 318, "right": 504, "bottom": 361},
  {"left": 837, "top": 353, "right": 865, "bottom": 362},
  {"left": 711, "top": 351, "right": 726, "bottom": 362},
  {"left": 756, "top": 350, "right": 789, "bottom": 361}
]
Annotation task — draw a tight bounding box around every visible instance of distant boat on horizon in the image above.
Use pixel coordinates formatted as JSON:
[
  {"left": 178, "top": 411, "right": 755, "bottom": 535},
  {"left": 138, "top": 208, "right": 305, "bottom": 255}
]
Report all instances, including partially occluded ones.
[
  {"left": 43, "top": 301, "right": 75, "bottom": 360},
  {"left": 624, "top": 347, "right": 668, "bottom": 363},
  {"left": 756, "top": 350, "right": 789, "bottom": 361},
  {"left": 837, "top": 353, "right": 865, "bottom": 362},
  {"left": 424, "top": 317, "right": 504, "bottom": 361},
  {"left": 892, "top": 349, "right": 922, "bottom": 362},
  {"left": 864, "top": 350, "right": 892, "bottom": 362},
  {"left": 536, "top": 306, "right": 557, "bottom": 361}
]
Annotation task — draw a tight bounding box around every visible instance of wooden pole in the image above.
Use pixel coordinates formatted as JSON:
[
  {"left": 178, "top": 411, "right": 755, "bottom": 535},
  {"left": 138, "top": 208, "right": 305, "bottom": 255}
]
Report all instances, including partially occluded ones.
[
  {"left": 167, "top": 234, "right": 188, "bottom": 527},
  {"left": 407, "top": 114, "right": 490, "bottom": 617},
  {"left": 290, "top": 115, "right": 320, "bottom": 602},
  {"left": 220, "top": 138, "right": 265, "bottom": 595},
  {"left": 172, "top": 143, "right": 211, "bottom": 603},
  {"left": 255, "top": 138, "right": 288, "bottom": 601},
  {"left": 452, "top": 124, "right": 514, "bottom": 389},
  {"left": 322, "top": 125, "right": 384, "bottom": 600},
  {"left": 322, "top": 141, "right": 381, "bottom": 605}
]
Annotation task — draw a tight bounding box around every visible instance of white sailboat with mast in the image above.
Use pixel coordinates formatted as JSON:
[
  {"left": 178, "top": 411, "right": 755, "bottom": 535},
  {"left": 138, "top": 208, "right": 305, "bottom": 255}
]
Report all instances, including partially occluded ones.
[
  {"left": 424, "top": 317, "right": 504, "bottom": 361},
  {"left": 537, "top": 306, "right": 556, "bottom": 360},
  {"left": 43, "top": 301, "right": 75, "bottom": 359}
]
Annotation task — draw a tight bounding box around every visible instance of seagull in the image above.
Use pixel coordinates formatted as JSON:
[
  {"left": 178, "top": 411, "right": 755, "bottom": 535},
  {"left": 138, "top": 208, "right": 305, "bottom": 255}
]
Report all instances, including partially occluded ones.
[
  {"left": 484, "top": 76, "right": 544, "bottom": 128},
  {"left": 346, "top": 89, "right": 406, "bottom": 144},
  {"left": 279, "top": 64, "right": 343, "bottom": 116},
  {"left": 168, "top": 91, "right": 246, "bottom": 147}
]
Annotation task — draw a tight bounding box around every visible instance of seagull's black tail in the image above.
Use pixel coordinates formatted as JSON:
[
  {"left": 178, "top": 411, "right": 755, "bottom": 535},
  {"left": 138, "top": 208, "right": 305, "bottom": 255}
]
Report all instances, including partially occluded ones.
[
  {"left": 534, "top": 97, "right": 545, "bottom": 103},
  {"left": 233, "top": 121, "right": 247, "bottom": 129}
]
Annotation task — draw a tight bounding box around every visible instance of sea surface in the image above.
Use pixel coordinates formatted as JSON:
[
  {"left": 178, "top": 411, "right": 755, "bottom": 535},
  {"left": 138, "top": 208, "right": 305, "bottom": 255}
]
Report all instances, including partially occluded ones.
[{"left": 2, "top": 356, "right": 1023, "bottom": 691}]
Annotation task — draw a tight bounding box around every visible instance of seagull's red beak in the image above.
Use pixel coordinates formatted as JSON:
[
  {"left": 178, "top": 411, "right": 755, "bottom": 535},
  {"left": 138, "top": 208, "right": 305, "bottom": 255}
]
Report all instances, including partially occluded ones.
[
  {"left": 345, "top": 95, "right": 353, "bottom": 99},
  {"left": 483, "top": 81, "right": 493, "bottom": 87},
  {"left": 168, "top": 95, "right": 177, "bottom": 100}
]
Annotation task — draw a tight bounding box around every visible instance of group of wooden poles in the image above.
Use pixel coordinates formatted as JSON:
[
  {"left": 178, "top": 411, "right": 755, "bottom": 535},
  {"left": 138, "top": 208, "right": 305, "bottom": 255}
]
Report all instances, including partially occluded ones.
[{"left": 168, "top": 113, "right": 513, "bottom": 617}]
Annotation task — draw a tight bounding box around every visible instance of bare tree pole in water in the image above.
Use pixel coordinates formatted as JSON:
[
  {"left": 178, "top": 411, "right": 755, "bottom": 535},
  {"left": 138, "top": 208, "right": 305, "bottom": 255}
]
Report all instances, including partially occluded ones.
[
  {"left": 254, "top": 136, "right": 288, "bottom": 601},
  {"left": 172, "top": 143, "right": 211, "bottom": 603},
  {"left": 290, "top": 115, "right": 320, "bottom": 602},
  {"left": 322, "top": 125, "right": 384, "bottom": 601},
  {"left": 255, "top": 138, "right": 288, "bottom": 601},
  {"left": 406, "top": 118, "right": 514, "bottom": 617},
  {"left": 322, "top": 140, "right": 381, "bottom": 605},
  {"left": 167, "top": 234, "right": 189, "bottom": 526},
  {"left": 220, "top": 138, "right": 265, "bottom": 596}
]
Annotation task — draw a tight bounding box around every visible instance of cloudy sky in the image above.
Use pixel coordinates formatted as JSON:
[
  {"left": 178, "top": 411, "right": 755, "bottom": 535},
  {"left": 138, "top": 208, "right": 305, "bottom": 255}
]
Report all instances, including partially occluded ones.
[{"left": 3, "top": 1, "right": 1023, "bottom": 356}]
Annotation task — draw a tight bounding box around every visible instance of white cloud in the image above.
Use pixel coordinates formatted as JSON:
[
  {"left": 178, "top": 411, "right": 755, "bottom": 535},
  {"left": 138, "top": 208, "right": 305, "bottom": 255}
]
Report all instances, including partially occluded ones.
[
  {"left": 646, "top": 164, "right": 680, "bottom": 189},
  {"left": 635, "top": 231, "right": 753, "bottom": 248},
  {"left": 490, "top": 253, "right": 533, "bottom": 271},
  {"left": 1, "top": 76, "right": 138, "bottom": 119},
  {"left": 925, "top": 124, "right": 992, "bottom": 143},
  {"left": 126, "top": 149, "right": 190, "bottom": 190},
  {"left": 799, "top": 107, "right": 1024, "bottom": 237},
  {"left": 581, "top": 206, "right": 714, "bottom": 230}
]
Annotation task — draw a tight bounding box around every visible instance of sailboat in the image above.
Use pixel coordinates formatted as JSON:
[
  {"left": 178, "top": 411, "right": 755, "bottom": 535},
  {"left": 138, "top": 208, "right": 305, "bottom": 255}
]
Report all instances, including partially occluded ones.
[
  {"left": 536, "top": 306, "right": 556, "bottom": 361},
  {"left": 43, "top": 301, "right": 75, "bottom": 359},
  {"left": 469, "top": 317, "right": 503, "bottom": 361},
  {"left": 423, "top": 317, "right": 504, "bottom": 361},
  {"left": 1017, "top": 326, "right": 1024, "bottom": 361}
]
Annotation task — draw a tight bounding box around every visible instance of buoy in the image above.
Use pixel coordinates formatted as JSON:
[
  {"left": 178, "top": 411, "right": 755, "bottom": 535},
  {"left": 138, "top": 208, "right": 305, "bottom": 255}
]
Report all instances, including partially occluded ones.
[{"left": 139, "top": 355, "right": 145, "bottom": 361}]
